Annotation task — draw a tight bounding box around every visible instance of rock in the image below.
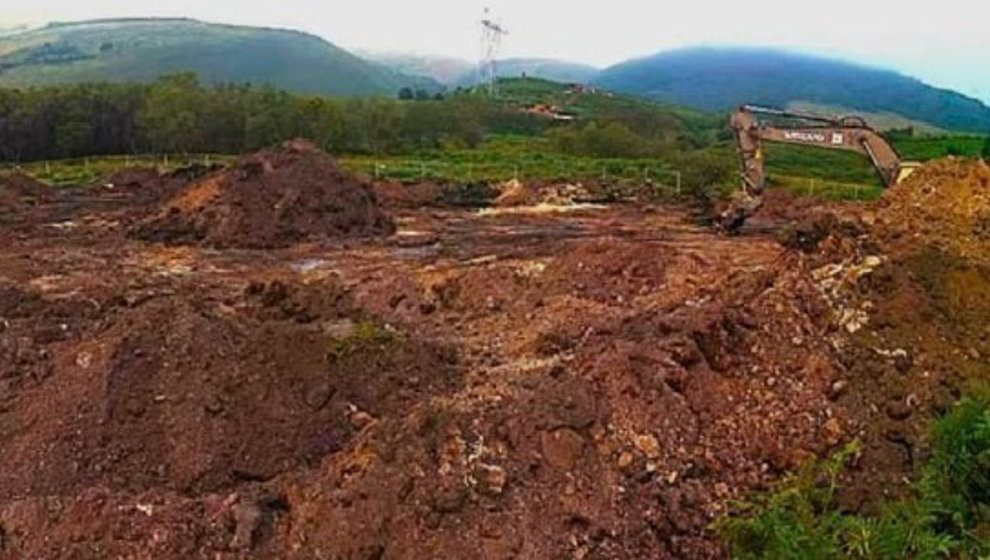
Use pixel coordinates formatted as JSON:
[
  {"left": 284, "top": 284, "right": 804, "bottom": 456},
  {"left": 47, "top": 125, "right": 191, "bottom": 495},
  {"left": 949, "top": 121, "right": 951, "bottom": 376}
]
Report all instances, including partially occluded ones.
[
  {"left": 827, "top": 380, "right": 847, "bottom": 401},
  {"left": 617, "top": 452, "right": 635, "bottom": 469},
  {"left": 885, "top": 401, "right": 913, "bottom": 421},
  {"left": 894, "top": 353, "right": 913, "bottom": 374},
  {"left": 230, "top": 502, "right": 263, "bottom": 550},
  {"left": 432, "top": 484, "right": 468, "bottom": 513},
  {"left": 634, "top": 434, "right": 661, "bottom": 459},
  {"left": 541, "top": 428, "right": 585, "bottom": 470},
  {"left": 75, "top": 351, "right": 92, "bottom": 369},
  {"left": 304, "top": 380, "right": 334, "bottom": 410},
  {"left": 862, "top": 255, "right": 883, "bottom": 269},
  {"left": 823, "top": 417, "right": 843, "bottom": 445},
  {"left": 350, "top": 411, "right": 374, "bottom": 429},
  {"left": 474, "top": 463, "right": 508, "bottom": 497},
  {"left": 204, "top": 394, "right": 224, "bottom": 415}
]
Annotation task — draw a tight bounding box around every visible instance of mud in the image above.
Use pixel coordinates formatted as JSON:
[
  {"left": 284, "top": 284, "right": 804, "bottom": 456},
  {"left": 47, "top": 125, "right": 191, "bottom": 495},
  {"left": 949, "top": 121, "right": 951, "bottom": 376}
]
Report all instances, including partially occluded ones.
[
  {"left": 0, "top": 157, "right": 984, "bottom": 558},
  {"left": 134, "top": 140, "right": 394, "bottom": 248}
]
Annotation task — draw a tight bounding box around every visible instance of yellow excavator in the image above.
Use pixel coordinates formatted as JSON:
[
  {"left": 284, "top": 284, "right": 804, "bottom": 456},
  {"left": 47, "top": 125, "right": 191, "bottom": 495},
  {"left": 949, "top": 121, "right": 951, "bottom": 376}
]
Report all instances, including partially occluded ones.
[{"left": 721, "top": 105, "right": 921, "bottom": 231}]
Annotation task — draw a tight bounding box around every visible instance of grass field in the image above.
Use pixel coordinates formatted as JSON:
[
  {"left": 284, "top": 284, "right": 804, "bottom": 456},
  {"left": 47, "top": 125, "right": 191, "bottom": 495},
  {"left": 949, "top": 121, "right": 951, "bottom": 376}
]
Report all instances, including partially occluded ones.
[
  {"left": 2, "top": 132, "right": 981, "bottom": 205},
  {"left": 0, "top": 136, "right": 687, "bottom": 190}
]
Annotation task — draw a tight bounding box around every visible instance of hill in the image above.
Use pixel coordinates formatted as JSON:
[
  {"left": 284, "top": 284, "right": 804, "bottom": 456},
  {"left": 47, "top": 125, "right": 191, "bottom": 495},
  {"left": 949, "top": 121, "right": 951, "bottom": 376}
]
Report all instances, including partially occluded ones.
[
  {"left": 355, "top": 51, "right": 475, "bottom": 86},
  {"left": 455, "top": 58, "right": 599, "bottom": 86},
  {"left": 362, "top": 52, "right": 599, "bottom": 86},
  {"left": 783, "top": 102, "right": 946, "bottom": 135},
  {"left": 0, "top": 18, "right": 436, "bottom": 96},
  {"left": 594, "top": 47, "right": 990, "bottom": 133}
]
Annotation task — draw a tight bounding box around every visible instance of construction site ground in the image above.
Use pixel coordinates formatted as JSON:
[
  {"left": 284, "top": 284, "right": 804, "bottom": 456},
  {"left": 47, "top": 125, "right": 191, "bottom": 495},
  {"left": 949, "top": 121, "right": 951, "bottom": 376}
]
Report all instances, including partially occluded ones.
[{"left": 0, "top": 151, "right": 987, "bottom": 559}]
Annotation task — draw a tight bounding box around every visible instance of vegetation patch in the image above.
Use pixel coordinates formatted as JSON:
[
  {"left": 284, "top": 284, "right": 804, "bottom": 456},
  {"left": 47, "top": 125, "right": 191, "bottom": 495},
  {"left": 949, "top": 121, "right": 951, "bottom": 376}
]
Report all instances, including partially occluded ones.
[{"left": 717, "top": 390, "right": 990, "bottom": 559}]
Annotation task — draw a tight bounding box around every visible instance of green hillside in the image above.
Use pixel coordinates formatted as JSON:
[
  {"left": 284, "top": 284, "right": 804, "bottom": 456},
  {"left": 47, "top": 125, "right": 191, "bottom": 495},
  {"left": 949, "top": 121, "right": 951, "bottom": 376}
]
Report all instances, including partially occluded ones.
[
  {"left": 454, "top": 58, "right": 599, "bottom": 86},
  {"left": 594, "top": 47, "right": 990, "bottom": 133},
  {"left": 356, "top": 51, "right": 475, "bottom": 86},
  {"left": 0, "top": 18, "right": 436, "bottom": 96},
  {"left": 362, "top": 52, "right": 599, "bottom": 87}
]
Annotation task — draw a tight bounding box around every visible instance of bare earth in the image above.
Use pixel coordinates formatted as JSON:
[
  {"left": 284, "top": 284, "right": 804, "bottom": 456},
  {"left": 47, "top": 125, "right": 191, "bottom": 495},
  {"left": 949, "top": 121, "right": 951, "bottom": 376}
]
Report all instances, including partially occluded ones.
[{"left": 0, "top": 153, "right": 986, "bottom": 559}]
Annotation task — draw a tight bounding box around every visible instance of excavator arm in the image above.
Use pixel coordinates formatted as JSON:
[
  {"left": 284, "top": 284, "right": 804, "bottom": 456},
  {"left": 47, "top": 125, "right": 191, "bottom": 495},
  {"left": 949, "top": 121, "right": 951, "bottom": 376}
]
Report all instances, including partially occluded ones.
[{"left": 723, "top": 105, "right": 917, "bottom": 231}]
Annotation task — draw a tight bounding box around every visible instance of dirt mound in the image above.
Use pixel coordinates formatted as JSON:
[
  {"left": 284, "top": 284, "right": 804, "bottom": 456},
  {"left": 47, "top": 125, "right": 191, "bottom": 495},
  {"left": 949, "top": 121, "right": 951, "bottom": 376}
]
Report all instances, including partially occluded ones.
[
  {"left": 0, "top": 172, "right": 51, "bottom": 208},
  {"left": 133, "top": 140, "right": 394, "bottom": 248},
  {"left": 0, "top": 276, "right": 461, "bottom": 504},
  {"left": 494, "top": 179, "right": 594, "bottom": 207},
  {"left": 373, "top": 180, "right": 444, "bottom": 209},
  {"left": 875, "top": 158, "right": 990, "bottom": 262}
]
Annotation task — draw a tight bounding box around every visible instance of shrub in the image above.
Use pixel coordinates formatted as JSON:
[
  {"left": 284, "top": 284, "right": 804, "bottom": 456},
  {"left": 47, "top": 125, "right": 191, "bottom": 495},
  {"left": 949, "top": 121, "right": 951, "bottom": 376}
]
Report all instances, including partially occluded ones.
[{"left": 718, "top": 389, "right": 990, "bottom": 559}]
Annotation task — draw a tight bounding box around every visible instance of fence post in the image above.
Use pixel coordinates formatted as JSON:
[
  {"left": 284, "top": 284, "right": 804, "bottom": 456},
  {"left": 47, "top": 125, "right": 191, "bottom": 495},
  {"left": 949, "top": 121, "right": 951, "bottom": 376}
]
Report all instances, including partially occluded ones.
[
  {"left": 601, "top": 166, "right": 607, "bottom": 181},
  {"left": 420, "top": 162, "right": 426, "bottom": 180},
  {"left": 809, "top": 178, "right": 815, "bottom": 196},
  {"left": 643, "top": 167, "right": 650, "bottom": 182},
  {"left": 513, "top": 165, "right": 519, "bottom": 181},
  {"left": 675, "top": 171, "right": 682, "bottom": 196}
]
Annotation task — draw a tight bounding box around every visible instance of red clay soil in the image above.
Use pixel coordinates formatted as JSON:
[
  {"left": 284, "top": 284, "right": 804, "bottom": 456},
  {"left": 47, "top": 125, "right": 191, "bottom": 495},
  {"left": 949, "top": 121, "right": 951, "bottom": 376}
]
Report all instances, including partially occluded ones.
[
  {"left": 134, "top": 140, "right": 394, "bottom": 248},
  {"left": 0, "top": 157, "right": 985, "bottom": 559},
  {"left": 373, "top": 180, "right": 445, "bottom": 209}
]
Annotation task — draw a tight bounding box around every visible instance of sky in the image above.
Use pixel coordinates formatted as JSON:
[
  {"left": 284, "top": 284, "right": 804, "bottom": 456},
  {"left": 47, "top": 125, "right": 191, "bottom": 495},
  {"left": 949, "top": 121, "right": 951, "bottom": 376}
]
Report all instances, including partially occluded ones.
[{"left": 3, "top": 0, "right": 988, "bottom": 103}]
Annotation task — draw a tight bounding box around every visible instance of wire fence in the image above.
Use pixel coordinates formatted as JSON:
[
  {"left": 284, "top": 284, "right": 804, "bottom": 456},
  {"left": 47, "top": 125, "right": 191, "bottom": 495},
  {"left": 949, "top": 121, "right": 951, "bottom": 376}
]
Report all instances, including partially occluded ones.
[
  {"left": 772, "top": 174, "right": 883, "bottom": 201},
  {"left": 341, "top": 158, "right": 684, "bottom": 191},
  {"left": 1, "top": 153, "right": 879, "bottom": 202},
  {"left": 0, "top": 154, "right": 235, "bottom": 186}
]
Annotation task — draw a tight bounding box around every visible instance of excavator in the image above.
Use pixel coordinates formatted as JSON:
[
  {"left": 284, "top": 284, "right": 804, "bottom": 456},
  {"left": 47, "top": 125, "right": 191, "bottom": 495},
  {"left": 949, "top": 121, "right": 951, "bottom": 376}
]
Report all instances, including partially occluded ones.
[{"left": 721, "top": 104, "right": 921, "bottom": 232}]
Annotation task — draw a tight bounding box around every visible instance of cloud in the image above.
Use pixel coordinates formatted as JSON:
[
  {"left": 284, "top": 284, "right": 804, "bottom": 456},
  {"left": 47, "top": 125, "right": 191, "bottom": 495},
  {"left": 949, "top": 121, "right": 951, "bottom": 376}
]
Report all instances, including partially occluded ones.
[{"left": 5, "top": 0, "right": 988, "bottom": 103}]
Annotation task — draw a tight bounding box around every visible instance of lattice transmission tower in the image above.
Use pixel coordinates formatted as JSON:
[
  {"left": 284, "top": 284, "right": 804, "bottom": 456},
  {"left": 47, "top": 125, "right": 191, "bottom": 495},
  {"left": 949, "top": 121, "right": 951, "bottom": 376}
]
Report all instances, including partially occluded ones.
[{"left": 479, "top": 7, "right": 508, "bottom": 96}]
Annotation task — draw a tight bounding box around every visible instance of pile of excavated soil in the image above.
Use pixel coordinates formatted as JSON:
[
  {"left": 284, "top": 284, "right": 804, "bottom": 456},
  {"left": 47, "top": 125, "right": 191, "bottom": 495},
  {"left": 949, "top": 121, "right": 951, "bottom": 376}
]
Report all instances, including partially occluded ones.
[
  {"left": 0, "top": 273, "right": 461, "bottom": 508},
  {"left": 373, "top": 180, "right": 444, "bottom": 209},
  {"left": 134, "top": 140, "right": 394, "bottom": 248},
  {"left": 784, "top": 158, "right": 990, "bottom": 510},
  {"left": 874, "top": 157, "right": 990, "bottom": 262},
  {"left": 0, "top": 172, "right": 51, "bottom": 209}
]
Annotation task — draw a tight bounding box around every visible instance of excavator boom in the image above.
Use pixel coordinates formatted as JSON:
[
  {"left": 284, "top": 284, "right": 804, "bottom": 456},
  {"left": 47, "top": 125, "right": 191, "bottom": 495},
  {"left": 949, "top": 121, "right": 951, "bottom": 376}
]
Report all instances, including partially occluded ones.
[{"left": 723, "top": 105, "right": 918, "bottom": 231}]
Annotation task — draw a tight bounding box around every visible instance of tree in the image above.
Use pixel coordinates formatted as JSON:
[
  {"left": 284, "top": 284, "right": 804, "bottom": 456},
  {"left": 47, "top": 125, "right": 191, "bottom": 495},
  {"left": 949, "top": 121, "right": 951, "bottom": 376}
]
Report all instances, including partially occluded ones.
[
  {"left": 139, "top": 73, "right": 205, "bottom": 153},
  {"left": 397, "top": 87, "right": 414, "bottom": 101},
  {"left": 982, "top": 135, "right": 990, "bottom": 160}
]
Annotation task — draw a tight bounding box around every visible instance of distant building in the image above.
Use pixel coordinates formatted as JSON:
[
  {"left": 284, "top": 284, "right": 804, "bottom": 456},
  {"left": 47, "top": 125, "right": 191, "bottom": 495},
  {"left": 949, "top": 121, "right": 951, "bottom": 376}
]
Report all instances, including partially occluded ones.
[{"left": 523, "top": 104, "right": 577, "bottom": 121}]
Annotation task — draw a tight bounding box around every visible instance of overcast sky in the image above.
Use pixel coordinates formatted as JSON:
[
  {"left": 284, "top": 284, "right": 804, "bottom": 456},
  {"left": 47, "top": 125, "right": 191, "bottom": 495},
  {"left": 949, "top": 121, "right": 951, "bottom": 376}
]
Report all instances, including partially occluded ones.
[{"left": 3, "top": 0, "right": 988, "bottom": 102}]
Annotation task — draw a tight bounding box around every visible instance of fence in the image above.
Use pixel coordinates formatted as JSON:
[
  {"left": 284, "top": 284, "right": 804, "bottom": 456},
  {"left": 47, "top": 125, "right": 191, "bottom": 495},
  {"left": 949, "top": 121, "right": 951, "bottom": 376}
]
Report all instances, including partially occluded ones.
[
  {"left": 772, "top": 174, "right": 884, "bottom": 201},
  {"left": 0, "top": 154, "right": 235, "bottom": 186},
  {"left": 340, "top": 158, "right": 683, "bottom": 192},
  {"left": 2, "top": 153, "right": 879, "bottom": 202}
]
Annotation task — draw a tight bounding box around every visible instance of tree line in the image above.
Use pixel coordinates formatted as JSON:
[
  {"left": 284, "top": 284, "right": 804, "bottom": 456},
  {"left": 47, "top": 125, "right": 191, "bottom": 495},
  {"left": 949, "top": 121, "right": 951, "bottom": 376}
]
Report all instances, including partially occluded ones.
[{"left": 0, "top": 73, "right": 553, "bottom": 162}]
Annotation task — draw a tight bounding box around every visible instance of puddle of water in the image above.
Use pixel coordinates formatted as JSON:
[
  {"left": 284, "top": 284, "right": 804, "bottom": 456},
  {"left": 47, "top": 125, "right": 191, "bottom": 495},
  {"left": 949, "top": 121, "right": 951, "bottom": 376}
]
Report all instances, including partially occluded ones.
[
  {"left": 476, "top": 203, "right": 607, "bottom": 217},
  {"left": 290, "top": 258, "right": 329, "bottom": 273}
]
